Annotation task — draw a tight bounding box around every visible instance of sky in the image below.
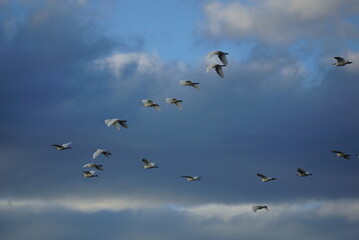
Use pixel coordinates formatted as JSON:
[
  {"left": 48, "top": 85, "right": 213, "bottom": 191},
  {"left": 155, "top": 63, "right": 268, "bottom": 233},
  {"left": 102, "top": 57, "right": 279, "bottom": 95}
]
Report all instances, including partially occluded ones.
[{"left": 1, "top": 0, "right": 359, "bottom": 239}]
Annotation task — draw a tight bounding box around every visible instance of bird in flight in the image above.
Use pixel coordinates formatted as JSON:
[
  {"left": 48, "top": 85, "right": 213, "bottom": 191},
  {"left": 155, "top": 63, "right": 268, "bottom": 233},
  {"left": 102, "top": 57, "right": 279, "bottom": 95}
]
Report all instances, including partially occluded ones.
[
  {"left": 296, "top": 168, "right": 312, "bottom": 177},
  {"left": 83, "top": 163, "right": 104, "bottom": 171},
  {"left": 256, "top": 173, "right": 277, "bottom": 182},
  {"left": 142, "top": 158, "right": 159, "bottom": 169},
  {"left": 93, "top": 149, "right": 111, "bottom": 159},
  {"left": 331, "top": 150, "right": 351, "bottom": 159},
  {"left": 181, "top": 176, "right": 202, "bottom": 181},
  {"left": 252, "top": 205, "right": 269, "bottom": 212},
  {"left": 82, "top": 170, "right": 98, "bottom": 178},
  {"left": 104, "top": 118, "right": 128, "bottom": 130},
  {"left": 180, "top": 80, "right": 200, "bottom": 90},
  {"left": 142, "top": 99, "right": 161, "bottom": 111},
  {"left": 206, "top": 63, "right": 225, "bottom": 78},
  {"left": 51, "top": 142, "right": 72, "bottom": 151},
  {"left": 165, "top": 98, "right": 183, "bottom": 110},
  {"left": 332, "top": 57, "right": 352, "bottom": 66}
]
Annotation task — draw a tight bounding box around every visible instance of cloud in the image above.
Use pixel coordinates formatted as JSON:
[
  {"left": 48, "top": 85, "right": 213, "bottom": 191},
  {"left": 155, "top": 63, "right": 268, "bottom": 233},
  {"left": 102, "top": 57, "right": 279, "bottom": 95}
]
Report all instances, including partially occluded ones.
[{"left": 202, "top": 0, "right": 359, "bottom": 44}]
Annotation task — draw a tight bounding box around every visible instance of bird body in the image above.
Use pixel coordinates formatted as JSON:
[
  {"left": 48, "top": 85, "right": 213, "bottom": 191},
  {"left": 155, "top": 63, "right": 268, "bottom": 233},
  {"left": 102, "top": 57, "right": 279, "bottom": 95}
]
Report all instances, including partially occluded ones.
[
  {"left": 82, "top": 170, "right": 98, "bottom": 178},
  {"left": 207, "top": 50, "right": 228, "bottom": 65},
  {"left": 83, "top": 163, "right": 104, "bottom": 171},
  {"left": 51, "top": 142, "right": 72, "bottom": 150},
  {"left": 206, "top": 63, "right": 225, "bottom": 78},
  {"left": 296, "top": 168, "right": 312, "bottom": 177},
  {"left": 104, "top": 118, "right": 128, "bottom": 130},
  {"left": 180, "top": 80, "right": 200, "bottom": 90},
  {"left": 165, "top": 98, "right": 183, "bottom": 110},
  {"left": 333, "top": 57, "right": 352, "bottom": 66},
  {"left": 142, "top": 99, "right": 161, "bottom": 111},
  {"left": 142, "top": 158, "right": 159, "bottom": 169},
  {"left": 256, "top": 173, "right": 277, "bottom": 182},
  {"left": 93, "top": 149, "right": 111, "bottom": 159},
  {"left": 181, "top": 176, "right": 202, "bottom": 181},
  {"left": 252, "top": 205, "right": 269, "bottom": 212},
  {"left": 331, "top": 150, "right": 351, "bottom": 159}
]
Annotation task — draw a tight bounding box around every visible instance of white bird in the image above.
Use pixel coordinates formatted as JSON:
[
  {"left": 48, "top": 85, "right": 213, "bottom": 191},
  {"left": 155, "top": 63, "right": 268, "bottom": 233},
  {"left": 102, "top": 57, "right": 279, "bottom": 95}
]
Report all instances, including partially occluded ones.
[
  {"left": 82, "top": 170, "right": 98, "bottom": 178},
  {"left": 93, "top": 149, "right": 111, "bottom": 159},
  {"left": 252, "top": 205, "right": 269, "bottom": 212},
  {"left": 333, "top": 57, "right": 352, "bottom": 66},
  {"left": 142, "top": 158, "right": 159, "bottom": 169},
  {"left": 207, "top": 50, "right": 228, "bottom": 65},
  {"left": 256, "top": 173, "right": 277, "bottom": 182},
  {"left": 331, "top": 150, "right": 351, "bottom": 159},
  {"left": 51, "top": 142, "right": 72, "bottom": 150},
  {"left": 181, "top": 176, "right": 202, "bottom": 181},
  {"left": 180, "top": 80, "right": 200, "bottom": 90},
  {"left": 104, "top": 118, "right": 128, "bottom": 130},
  {"left": 142, "top": 99, "right": 160, "bottom": 111},
  {"left": 83, "top": 163, "right": 104, "bottom": 171},
  {"left": 165, "top": 98, "right": 183, "bottom": 110},
  {"left": 206, "top": 63, "right": 225, "bottom": 78},
  {"left": 296, "top": 168, "right": 312, "bottom": 177}
]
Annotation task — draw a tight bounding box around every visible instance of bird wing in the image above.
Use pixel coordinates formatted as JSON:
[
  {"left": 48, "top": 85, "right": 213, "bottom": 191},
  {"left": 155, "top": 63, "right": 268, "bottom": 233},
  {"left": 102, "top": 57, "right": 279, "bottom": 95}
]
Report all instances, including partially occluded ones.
[
  {"left": 113, "top": 121, "right": 121, "bottom": 130},
  {"left": 256, "top": 173, "right": 267, "bottom": 179},
  {"left": 82, "top": 170, "right": 91, "bottom": 174},
  {"left": 165, "top": 98, "right": 173, "bottom": 104},
  {"left": 215, "top": 65, "right": 224, "bottom": 78},
  {"left": 119, "top": 121, "right": 128, "bottom": 129},
  {"left": 104, "top": 119, "right": 114, "bottom": 127},
  {"left": 83, "top": 163, "right": 94, "bottom": 168},
  {"left": 62, "top": 142, "right": 72, "bottom": 147},
  {"left": 142, "top": 99, "right": 150, "bottom": 104},
  {"left": 207, "top": 50, "right": 219, "bottom": 59},
  {"left": 180, "top": 80, "right": 189, "bottom": 86},
  {"left": 297, "top": 168, "right": 306, "bottom": 174},
  {"left": 95, "top": 165, "right": 104, "bottom": 171},
  {"left": 181, "top": 176, "right": 192, "bottom": 178},
  {"left": 331, "top": 150, "right": 343, "bottom": 154},
  {"left": 175, "top": 102, "right": 183, "bottom": 110},
  {"left": 343, "top": 154, "right": 351, "bottom": 159},
  {"left": 93, "top": 149, "right": 103, "bottom": 159},
  {"left": 103, "top": 151, "right": 111, "bottom": 157},
  {"left": 334, "top": 57, "right": 345, "bottom": 63},
  {"left": 192, "top": 83, "right": 200, "bottom": 90},
  {"left": 252, "top": 206, "right": 260, "bottom": 212},
  {"left": 153, "top": 105, "right": 161, "bottom": 111},
  {"left": 142, "top": 158, "right": 151, "bottom": 165},
  {"left": 218, "top": 53, "right": 228, "bottom": 65},
  {"left": 51, "top": 144, "right": 62, "bottom": 148},
  {"left": 206, "top": 63, "right": 216, "bottom": 73}
]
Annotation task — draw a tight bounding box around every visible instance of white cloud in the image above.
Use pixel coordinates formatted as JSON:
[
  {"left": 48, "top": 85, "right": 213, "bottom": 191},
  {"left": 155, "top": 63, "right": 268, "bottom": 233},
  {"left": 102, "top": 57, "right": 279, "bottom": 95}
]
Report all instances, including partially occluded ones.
[
  {"left": 202, "top": 0, "right": 359, "bottom": 44},
  {"left": 95, "top": 52, "right": 163, "bottom": 78}
]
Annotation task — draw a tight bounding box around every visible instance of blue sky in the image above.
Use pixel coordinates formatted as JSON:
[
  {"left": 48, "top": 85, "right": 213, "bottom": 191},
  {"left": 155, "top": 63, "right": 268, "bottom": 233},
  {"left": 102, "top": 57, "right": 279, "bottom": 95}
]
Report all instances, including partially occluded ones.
[{"left": 1, "top": 0, "right": 359, "bottom": 239}]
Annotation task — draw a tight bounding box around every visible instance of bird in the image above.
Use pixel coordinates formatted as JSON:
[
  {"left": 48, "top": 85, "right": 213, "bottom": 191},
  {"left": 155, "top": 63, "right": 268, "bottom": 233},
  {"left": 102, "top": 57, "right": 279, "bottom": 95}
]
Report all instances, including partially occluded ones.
[
  {"left": 142, "top": 158, "right": 159, "bottom": 169},
  {"left": 206, "top": 63, "right": 225, "bottom": 78},
  {"left": 333, "top": 57, "right": 352, "bottom": 66},
  {"left": 252, "top": 205, "right": 269, "bottom": 212},
  {"left": 93, "top": 149, "right": 111, "bottom": 159},
  {"left": 296, "top": 168, "right": 312, "bottom": 177},
  {"left": 165, "top": 98, "right": 183, "bottom": 110},
  {"left": 180, "top": 80, "right": 200, "bottom": 90},
  {"left": 207, "top": 50, "right": 228, "bottom": 65},
  {"left": 142, "top": 99, "right": 160, "bottom": 111},
  {"left": 331, "top": 150, "right": 351, "bottom": 159},
  {"left": 104, "top": 118, "right": 128, "bottom": 130},
  {"left": 51, "top": 142, "right": 72, "bottom": 150},
  {"left": 181, "top": 176, "right": 202, "bottom": 181},
  {"left": 82, "top": 170, "right": 98, "bottom": 178},
  {"left": 256, "top": 173, "right": 277, "bottom": 182},
  {"left": 83, "top": 163, "right": 104, "bottom": 171}
]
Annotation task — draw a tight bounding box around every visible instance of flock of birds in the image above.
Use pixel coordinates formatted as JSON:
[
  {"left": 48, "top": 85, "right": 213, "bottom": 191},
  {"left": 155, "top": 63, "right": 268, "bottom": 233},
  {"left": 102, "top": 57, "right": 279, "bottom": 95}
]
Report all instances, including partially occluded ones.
[{"left": 51, "top": 53, "right": 353, "bottom": 213}]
